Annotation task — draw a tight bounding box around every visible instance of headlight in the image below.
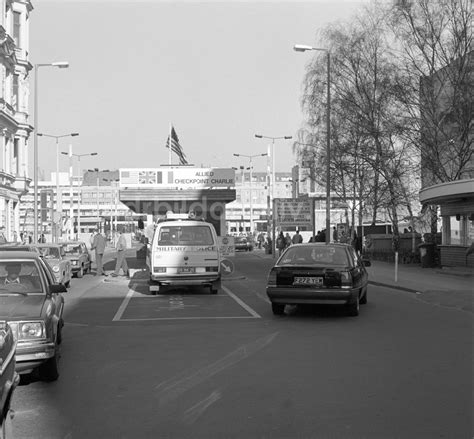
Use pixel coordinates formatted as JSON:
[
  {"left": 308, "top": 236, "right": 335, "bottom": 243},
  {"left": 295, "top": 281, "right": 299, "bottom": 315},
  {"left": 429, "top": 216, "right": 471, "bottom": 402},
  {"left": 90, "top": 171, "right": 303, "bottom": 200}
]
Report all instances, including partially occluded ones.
[
  {"left": 52, "top": 265, "right": 60, "bottom": 272},
  {"left": 18, "top": 322, "right": 45, "bottom": 340},
  {"left": 71, "top": 260, "right": 78, "bottom": 265}
]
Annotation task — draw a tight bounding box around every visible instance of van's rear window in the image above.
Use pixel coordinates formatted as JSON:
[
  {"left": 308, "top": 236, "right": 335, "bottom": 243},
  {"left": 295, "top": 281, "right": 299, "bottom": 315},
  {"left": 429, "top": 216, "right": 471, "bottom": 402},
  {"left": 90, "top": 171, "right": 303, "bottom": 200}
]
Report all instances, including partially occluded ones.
[{"left": 157, "top": 226, "right": 214, "bottom": 246}]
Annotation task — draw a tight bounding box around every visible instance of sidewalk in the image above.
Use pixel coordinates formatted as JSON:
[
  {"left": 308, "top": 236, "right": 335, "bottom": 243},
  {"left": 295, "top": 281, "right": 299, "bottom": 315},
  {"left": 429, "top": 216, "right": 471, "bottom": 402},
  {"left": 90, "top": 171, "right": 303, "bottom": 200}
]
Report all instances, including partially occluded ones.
[{"left": 253, "top": 248, "right": 473, "bottom": 313}]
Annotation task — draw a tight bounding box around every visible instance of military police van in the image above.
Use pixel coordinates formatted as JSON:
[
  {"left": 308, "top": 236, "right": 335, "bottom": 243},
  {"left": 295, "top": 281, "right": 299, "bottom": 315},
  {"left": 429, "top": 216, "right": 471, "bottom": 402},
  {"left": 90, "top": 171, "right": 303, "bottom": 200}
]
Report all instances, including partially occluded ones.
[{"left": 148, "top": 213, "right": 221, "bottom": 294}]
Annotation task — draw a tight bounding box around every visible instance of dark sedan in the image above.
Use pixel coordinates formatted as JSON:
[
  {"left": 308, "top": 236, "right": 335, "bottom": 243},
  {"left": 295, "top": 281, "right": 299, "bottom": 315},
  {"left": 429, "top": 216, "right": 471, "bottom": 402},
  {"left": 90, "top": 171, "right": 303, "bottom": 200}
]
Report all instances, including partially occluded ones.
[
  {"left": 266, "top": 243, "right": 370, "bottom": 317},
  {"left": 0, "top": 251, "right": 67, "bottom": 381}
]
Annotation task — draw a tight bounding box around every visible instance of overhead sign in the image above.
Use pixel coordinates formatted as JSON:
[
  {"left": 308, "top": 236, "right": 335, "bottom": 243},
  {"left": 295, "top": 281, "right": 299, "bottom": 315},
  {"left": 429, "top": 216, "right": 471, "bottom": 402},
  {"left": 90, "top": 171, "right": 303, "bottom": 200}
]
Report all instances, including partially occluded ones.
[
  {"left": 218, "top": 236, "right": 235, "bottom": 257},
  {"left": 275, "top": 198, "right": 313, "bottom": 228},
  {"left": 119, "top": 167, "right": 235, "bottom": 189}
]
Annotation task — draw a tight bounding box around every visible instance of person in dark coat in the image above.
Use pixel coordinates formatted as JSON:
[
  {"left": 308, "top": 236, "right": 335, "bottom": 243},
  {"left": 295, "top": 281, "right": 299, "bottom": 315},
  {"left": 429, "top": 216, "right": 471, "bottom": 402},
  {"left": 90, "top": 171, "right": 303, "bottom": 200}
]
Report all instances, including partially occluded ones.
[{"left": 276, "top": 232, "right": 286, "bottom": 256}]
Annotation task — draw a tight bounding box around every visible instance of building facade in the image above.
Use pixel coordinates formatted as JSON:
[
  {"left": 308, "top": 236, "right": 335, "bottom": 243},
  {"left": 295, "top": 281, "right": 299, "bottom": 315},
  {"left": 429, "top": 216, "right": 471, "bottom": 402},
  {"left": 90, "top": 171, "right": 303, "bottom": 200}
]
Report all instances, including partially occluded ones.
[{"left": 0, "top": 0, "right": 32, "bottom": 241}]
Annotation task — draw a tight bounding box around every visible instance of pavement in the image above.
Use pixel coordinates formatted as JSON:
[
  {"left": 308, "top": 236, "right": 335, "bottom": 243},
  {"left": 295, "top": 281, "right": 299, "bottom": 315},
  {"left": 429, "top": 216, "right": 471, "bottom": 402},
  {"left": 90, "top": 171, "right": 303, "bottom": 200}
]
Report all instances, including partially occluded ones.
[
  {"left": 252, "top": 247, "right": 473, "bottom": 314},
  {"left": 101, "top": 242, "right": 473, "bottom": 314}
]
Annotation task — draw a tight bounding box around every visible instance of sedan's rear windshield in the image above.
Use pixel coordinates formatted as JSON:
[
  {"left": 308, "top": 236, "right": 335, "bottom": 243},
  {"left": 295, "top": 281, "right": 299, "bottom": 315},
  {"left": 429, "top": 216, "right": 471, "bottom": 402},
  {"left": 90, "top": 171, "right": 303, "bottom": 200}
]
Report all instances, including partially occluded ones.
[
  {"left": 279, "top": 246, "right": 348, "bottom": 266},
  {"left": 157, "top": 226, "right": 214, "bottom": 246},
  {"left": 63, "top": 244, "right": 82, "bottom": 255},
  {"left": 38, "top": 247, "right": 60, "bottom": 259}
]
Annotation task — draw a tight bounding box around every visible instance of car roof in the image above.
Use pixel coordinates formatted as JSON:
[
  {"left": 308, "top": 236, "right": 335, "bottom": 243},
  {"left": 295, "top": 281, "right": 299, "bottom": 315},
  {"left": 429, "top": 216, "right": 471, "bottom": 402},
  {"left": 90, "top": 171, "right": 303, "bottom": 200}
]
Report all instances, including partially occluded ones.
[
  {"left": 294, "top": 243, "right": 352, "bottom": 249},
  {"left": 157, "top": 220, "right": 212, "bottom": 226},
  {"left": 35, "top": 244, "right": 62, "bottom": 248},
  {"left": 0, "top": 251, "right": 43, "bottom": 261}
]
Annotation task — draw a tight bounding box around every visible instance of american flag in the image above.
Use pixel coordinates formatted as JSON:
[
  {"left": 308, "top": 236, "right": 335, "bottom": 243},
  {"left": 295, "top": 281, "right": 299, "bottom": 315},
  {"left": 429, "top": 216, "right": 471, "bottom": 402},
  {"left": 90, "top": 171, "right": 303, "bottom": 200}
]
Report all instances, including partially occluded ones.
[{"left": 165, "top": 126, "right": 188, "bottom": 165}]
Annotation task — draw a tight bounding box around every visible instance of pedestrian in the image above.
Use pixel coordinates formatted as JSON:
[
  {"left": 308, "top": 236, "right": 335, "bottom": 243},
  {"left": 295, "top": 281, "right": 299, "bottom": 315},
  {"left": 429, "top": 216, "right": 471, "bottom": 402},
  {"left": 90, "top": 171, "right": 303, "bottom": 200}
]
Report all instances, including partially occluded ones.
[
  {"left": 257, "top": 232, "right": 264, "bottom": 249},
  {"left": 38, "top": 233, "right": 46, "bottom": 243},
  {"left": 333, "top": 227, "right": 338, "bottom": 242},
  {"left": 292, "top": 230, "right": 303, "bottom": 244},
  {"left": 28, "top": 232, "right": 32, "bottom": 244},
  {"left": 91, "top": 228, "right": 107, "bottom": 276},
  {"left": 111, "top": 231, "right": 129, "bottom": 278},
  {"left": 285, "top": 233, "right": 292, "bottom": 248},
  {"left": 276, "top": 232, "right": 286, "bottom": 256}
]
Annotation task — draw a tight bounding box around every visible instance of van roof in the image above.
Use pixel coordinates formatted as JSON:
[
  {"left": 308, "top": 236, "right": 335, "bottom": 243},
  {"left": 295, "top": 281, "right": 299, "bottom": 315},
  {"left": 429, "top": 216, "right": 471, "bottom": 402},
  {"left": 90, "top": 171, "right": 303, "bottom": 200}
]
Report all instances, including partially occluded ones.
[{"left": 157, "top": 218, "right": 206, "bottom": 225}]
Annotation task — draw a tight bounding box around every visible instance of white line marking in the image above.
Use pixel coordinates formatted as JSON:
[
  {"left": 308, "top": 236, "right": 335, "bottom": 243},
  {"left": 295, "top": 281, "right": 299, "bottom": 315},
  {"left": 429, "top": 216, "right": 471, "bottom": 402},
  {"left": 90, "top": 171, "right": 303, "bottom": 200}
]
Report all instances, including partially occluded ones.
[
  {"left": 222, "top": 285, "right": 261, "bottom": 318},
  {"left": 156, "top": 332, "right": 278, "bottom": 406},
  {"left": 183, "top": 390, "right": 222, "bottom": 424},
  {"left": 112, "top": 286, "right": 135, "bottom": 321}
]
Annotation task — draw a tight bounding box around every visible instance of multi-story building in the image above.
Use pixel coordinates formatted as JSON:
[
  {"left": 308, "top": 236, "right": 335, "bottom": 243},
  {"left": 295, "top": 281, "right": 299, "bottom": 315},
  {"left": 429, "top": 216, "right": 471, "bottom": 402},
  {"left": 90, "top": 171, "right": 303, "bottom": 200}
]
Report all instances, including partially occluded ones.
[
  {"left": 0, "top": 0, "right": 33, "bottom": 241},
  {"left": 19, "top": 170, "right": 139, "bottom": 243}
]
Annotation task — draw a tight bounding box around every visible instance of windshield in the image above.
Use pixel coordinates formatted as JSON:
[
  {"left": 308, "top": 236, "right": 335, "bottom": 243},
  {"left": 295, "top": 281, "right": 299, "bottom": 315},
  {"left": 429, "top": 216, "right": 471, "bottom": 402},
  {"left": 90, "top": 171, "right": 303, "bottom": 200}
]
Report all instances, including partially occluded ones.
[
  {"left": 157, "top": 226, "right": 214, "bottom": 246},
  {"left": 0, "top": 260, "right": 43, "bottom": 294},
  {"left": 39, "top": 247, "right": 60, "bottom": 259},
  {"left": 63, "top": 244, "right": 82, "bottom": 255},
  {"left": 279, "top": 246, "right": 348, "bottom": 266}
]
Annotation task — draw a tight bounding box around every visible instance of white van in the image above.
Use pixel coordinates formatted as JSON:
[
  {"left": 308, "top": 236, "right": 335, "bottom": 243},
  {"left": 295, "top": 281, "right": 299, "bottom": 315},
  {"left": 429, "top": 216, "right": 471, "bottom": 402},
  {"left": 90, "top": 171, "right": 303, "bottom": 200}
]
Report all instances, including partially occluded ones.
[{"left": 148, "top": 214, "right": 221, "bottom": 294}]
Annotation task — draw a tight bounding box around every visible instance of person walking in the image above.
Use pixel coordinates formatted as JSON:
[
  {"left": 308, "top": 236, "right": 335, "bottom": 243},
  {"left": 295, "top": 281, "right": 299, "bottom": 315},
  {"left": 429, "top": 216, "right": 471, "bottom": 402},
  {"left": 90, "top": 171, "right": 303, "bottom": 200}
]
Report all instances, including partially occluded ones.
[
  {"left": 111, "top": 231, "right": 129, "bottom": 278},
  {"left": 91, "top": 228, "right": 107, "bottom": 276},
  {"left": 292, "top": 230, "right": 303, "bottom": 244},
  {"left": 276, "top": 231, "right": 286, "bottom": 256}
]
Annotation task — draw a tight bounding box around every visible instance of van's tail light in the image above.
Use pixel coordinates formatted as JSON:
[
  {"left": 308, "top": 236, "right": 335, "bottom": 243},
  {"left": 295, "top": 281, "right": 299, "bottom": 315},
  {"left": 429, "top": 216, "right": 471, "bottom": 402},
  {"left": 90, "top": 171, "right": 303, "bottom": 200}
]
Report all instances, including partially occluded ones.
[
  {"left": 267, "top": 268, "right": 277, "bottom": 287},
  {"left": 340, "top": 271, "right": 352, "bottom": 289}
]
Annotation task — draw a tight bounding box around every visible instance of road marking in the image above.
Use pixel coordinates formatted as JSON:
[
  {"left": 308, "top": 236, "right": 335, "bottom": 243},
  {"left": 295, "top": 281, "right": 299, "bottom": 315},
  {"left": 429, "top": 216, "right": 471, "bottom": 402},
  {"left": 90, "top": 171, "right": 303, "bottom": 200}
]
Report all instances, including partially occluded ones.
[
  {"left": 155, "top": 332, "right": 278, "bottom": 406},
  {"left": 182, "top": 390, "right": 222, "bottom": 424},
  {"left": 112, "top": 286, "right": 135, "bottom": 321},
  {"left": 112, "top": 284, "right": 261, "bottom": 322},
  {"left": 222, "top": 285, "right": 261, "bottom": 318}
]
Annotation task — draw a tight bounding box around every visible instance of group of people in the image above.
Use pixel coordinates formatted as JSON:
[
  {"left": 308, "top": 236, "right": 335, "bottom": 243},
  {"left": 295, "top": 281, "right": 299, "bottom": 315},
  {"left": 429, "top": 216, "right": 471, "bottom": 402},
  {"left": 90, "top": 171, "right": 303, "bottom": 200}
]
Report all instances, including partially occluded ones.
[
  {"left": 90, "top": 228, "right": 130, "bottom": 278},
  {"left": 276, "top": 230, "right": 303, "bottom": 255}
]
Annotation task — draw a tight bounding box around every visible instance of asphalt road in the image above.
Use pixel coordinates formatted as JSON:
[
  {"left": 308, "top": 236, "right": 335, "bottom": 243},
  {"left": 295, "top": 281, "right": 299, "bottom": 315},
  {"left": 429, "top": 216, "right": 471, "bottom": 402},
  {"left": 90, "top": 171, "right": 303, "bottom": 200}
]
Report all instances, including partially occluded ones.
[{"left": 10, "top": 251, "right": 473, "bottom": 439}]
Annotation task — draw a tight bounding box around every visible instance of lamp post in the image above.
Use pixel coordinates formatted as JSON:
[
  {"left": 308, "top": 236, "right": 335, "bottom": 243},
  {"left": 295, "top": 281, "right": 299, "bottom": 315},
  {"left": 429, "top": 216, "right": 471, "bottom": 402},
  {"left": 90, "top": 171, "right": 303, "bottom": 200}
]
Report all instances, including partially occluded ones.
[
  {"left": 232, "top": 165, "right": 250, "bottom": 233},
  {"left": 254, "top": 134, "right": 292, "bottom": 255},
  {"left": 103, "top": 177, "right": 119, "bottom": 244},
  {"left": 37, "top": 131, "right": 78, "bottom": 242},
  {"left": 233, "top": 152, "right": 267, "bottom": 234},
  {"left": 33, "top": 61, "right": 70, "bottom": 243},
  {"left": 294, "top": 44, "right": 331, "bottom": 243},
  {"left": 61, "top": 150, "right": 98, "bottom": 240}
]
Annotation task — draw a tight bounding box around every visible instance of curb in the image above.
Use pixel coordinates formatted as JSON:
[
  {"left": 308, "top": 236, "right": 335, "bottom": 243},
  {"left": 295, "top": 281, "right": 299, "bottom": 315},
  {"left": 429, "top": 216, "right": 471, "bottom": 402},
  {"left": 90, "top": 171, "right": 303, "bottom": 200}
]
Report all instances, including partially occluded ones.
[{"left": 369, "top": 280, "right": 418, "bottom": 294}]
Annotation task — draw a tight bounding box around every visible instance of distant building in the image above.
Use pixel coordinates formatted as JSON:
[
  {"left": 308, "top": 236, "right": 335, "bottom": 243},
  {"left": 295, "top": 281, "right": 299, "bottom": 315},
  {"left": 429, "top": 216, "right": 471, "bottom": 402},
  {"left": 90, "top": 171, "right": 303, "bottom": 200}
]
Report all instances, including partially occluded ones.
[{"left": 0, "top": 1, "right": 33, "bottom": 241}]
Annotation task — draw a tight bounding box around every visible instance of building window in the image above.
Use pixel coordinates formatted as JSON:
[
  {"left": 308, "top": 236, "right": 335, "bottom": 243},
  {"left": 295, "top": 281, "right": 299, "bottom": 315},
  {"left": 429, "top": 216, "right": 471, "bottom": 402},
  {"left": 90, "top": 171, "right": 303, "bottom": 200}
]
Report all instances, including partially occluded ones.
[
  {"left": 12, "top": 74, "right": 18, "bottom": 111},
  {"left": 13, "top": 11, "right": 21, "bottom": 48}
]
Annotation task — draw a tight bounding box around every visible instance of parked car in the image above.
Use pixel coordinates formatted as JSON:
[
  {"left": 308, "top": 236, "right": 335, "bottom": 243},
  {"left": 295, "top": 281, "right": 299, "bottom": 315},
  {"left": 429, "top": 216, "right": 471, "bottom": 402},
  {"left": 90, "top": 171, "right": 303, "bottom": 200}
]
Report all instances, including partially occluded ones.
[
  {"left": 0, "top": 251, "right": 67, "bottom": 381},
  {"left": 0, "top": 321, "right": 19, "bottom": 438},
  {"left": 34, "top": 244, "right": 72, "bottom": 287},
  {"left": 0, "top": 243, "right": 40, "bottom": 254},
  {"left": 61, "top": 241, "right": 92, "bottom": 278},
  {"left": 266, "top": 243, "right": 371, "bottom": 317},
  {"left": 234, "top": 236, "right": 253, "bottom": 252}
]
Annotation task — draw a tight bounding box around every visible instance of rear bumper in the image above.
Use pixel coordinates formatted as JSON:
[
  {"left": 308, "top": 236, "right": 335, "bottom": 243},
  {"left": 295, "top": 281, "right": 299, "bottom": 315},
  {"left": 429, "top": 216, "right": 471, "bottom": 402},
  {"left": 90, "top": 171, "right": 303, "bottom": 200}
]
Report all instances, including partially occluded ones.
[
  {"left": 150, "top": 274, "right": 221, "bottom": 286},
  {"left": 266, "top": 286, "right": 359, "bottom": 305}
]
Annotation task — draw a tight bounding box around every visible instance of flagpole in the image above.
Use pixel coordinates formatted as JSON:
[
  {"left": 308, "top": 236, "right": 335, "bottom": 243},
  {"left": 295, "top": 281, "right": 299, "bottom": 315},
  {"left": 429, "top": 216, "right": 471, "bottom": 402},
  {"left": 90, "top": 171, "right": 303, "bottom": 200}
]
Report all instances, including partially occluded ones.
[{"left": 169, "top": 123, "right": 172, "bottom": 165}]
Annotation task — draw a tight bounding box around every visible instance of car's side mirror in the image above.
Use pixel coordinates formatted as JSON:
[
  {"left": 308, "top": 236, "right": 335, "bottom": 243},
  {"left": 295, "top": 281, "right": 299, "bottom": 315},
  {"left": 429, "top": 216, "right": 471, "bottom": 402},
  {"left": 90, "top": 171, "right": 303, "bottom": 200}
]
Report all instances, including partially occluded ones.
[{"left": 50, "top": 284, "right": 67, "bottom": 294}]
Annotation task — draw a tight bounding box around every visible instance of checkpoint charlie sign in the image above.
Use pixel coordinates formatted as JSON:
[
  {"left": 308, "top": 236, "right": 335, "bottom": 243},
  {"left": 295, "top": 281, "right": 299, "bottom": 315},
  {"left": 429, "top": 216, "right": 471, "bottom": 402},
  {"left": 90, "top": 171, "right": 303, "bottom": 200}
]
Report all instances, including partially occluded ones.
[
  {"left": 275, "top": 198, "right": 314, "bottom": 228},
  {"left": 119, "top": 167, "right": 235, "bottom": 189}
]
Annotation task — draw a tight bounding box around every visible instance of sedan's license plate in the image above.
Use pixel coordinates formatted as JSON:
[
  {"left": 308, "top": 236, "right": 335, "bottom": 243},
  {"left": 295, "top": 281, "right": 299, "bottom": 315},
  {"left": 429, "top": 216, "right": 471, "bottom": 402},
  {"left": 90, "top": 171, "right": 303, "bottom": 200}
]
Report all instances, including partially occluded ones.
[
  {"left": 293, "top": 276, "right": 322, "bottom": 286},
  {"left": 178, "top": 267, "right": 195, "bottom": 274}
]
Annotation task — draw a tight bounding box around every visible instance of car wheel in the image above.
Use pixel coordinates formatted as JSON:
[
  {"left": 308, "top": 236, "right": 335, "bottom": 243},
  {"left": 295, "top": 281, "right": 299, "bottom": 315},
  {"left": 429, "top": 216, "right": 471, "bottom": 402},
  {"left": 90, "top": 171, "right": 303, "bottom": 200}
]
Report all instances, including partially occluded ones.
[
  {"left": 0, "top": 409, "right": 13, "bottom": 439},
  {"left": 65, "top": 279, "right": 71, "bottom": 288},
  {"left": 360, "top": 287, "right": 367, "bottom": 305},
  {"left": 347, "top": 297, "right": 360, "bottom": 316},
  {"left": 272, "top": 303, "right": 285, "bottom": 315},
  {"left": 77, "top": 266, "right": 84, "bottom": 278},
  {"left": 57, "top": 320, "right": 64, "bottom": 345},
  {"left": 39, "top": 345, "right": 60, "bottom": 382},
  {"left": 210, "top": 280, "right": 221, "bottom": 295}
]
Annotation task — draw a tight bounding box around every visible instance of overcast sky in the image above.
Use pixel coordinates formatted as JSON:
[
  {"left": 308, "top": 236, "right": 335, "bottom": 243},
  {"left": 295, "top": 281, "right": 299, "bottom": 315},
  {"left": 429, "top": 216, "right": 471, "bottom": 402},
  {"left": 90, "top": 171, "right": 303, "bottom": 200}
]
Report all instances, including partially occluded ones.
[{"left": 31, "top": 0, "right": 366, "bottom": 177}]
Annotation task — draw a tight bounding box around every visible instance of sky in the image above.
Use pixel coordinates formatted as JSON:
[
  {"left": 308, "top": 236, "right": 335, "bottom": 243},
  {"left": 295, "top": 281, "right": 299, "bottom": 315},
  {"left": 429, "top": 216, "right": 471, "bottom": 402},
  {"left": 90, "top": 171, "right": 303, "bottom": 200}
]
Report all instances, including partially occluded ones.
[{"left": 30, "top": 0, "right": 367, "bottom": 178}]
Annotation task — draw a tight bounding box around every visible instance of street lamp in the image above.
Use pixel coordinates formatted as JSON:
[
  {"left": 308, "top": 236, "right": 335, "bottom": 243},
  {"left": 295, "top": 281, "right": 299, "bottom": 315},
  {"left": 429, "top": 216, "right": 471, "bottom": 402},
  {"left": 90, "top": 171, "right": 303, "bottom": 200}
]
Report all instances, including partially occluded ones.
[
  {"left": 61, "top": 150, "right": 98, "bottom": 239},
  {"left": 294, "top": 44, "right": 331, "bottom": 244},
  {"left": 232, "top": 165, "right": 251, "bottom": 233},
  {"left": 33, "top": 61, "right": 70, "bottom": 243},
  {"left": 103, "top": 177, "right": 120, "bottom": 244},
  {"left": 254, "top": 134, "right": 292, "bottom": 254},
  {"left": 233, "top": 152, "right": 267, "bottom": 234},
  {"left": 37, "top": 131, "right": 79, "bottom": 242}
]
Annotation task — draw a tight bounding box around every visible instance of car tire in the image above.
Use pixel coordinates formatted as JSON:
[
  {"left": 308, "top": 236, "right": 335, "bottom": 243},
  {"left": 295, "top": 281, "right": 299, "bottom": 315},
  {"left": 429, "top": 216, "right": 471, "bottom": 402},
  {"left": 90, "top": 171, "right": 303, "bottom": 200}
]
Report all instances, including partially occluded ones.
[
  {"left": 39, "top": 345, "right": 60, "bottom": 382},
  {"left": 347, "top": 297, "right": 360, "bottom": 316},
  {"left": 77, "top": 266, "right": 84, "bottom": 278},
  {"left": 360, "top": 287, "right": 367, "bottom": 305},
  {"left": 65, "top": 279, "right": 71, "bottom": 288},
  {"left": 210, "top": 280, "right": 221, "bottom": 295},
  {"left": 57, "top": 320, "right": 64, "bottom": 345},
  {"left": 272, "top": 303, "right": 285, "bottom": 315}
]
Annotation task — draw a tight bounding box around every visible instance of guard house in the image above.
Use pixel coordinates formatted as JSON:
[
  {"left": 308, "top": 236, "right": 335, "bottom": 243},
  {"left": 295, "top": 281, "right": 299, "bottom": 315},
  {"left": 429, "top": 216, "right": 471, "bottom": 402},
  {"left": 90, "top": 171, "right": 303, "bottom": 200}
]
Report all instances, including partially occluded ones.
[{"left": 118, "top": 166, "right": 236, "bottom": 235}]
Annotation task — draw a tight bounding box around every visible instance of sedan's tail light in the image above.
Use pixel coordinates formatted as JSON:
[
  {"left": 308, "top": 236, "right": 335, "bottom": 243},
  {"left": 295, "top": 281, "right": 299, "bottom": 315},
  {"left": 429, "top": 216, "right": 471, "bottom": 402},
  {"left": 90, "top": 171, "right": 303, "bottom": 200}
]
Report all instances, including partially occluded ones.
[
  {"left": 267, "top": 269, "right": 277, "bottom": 287},
  {"left": 340, "top": 271, "right": 352, "bottom": 289}
]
